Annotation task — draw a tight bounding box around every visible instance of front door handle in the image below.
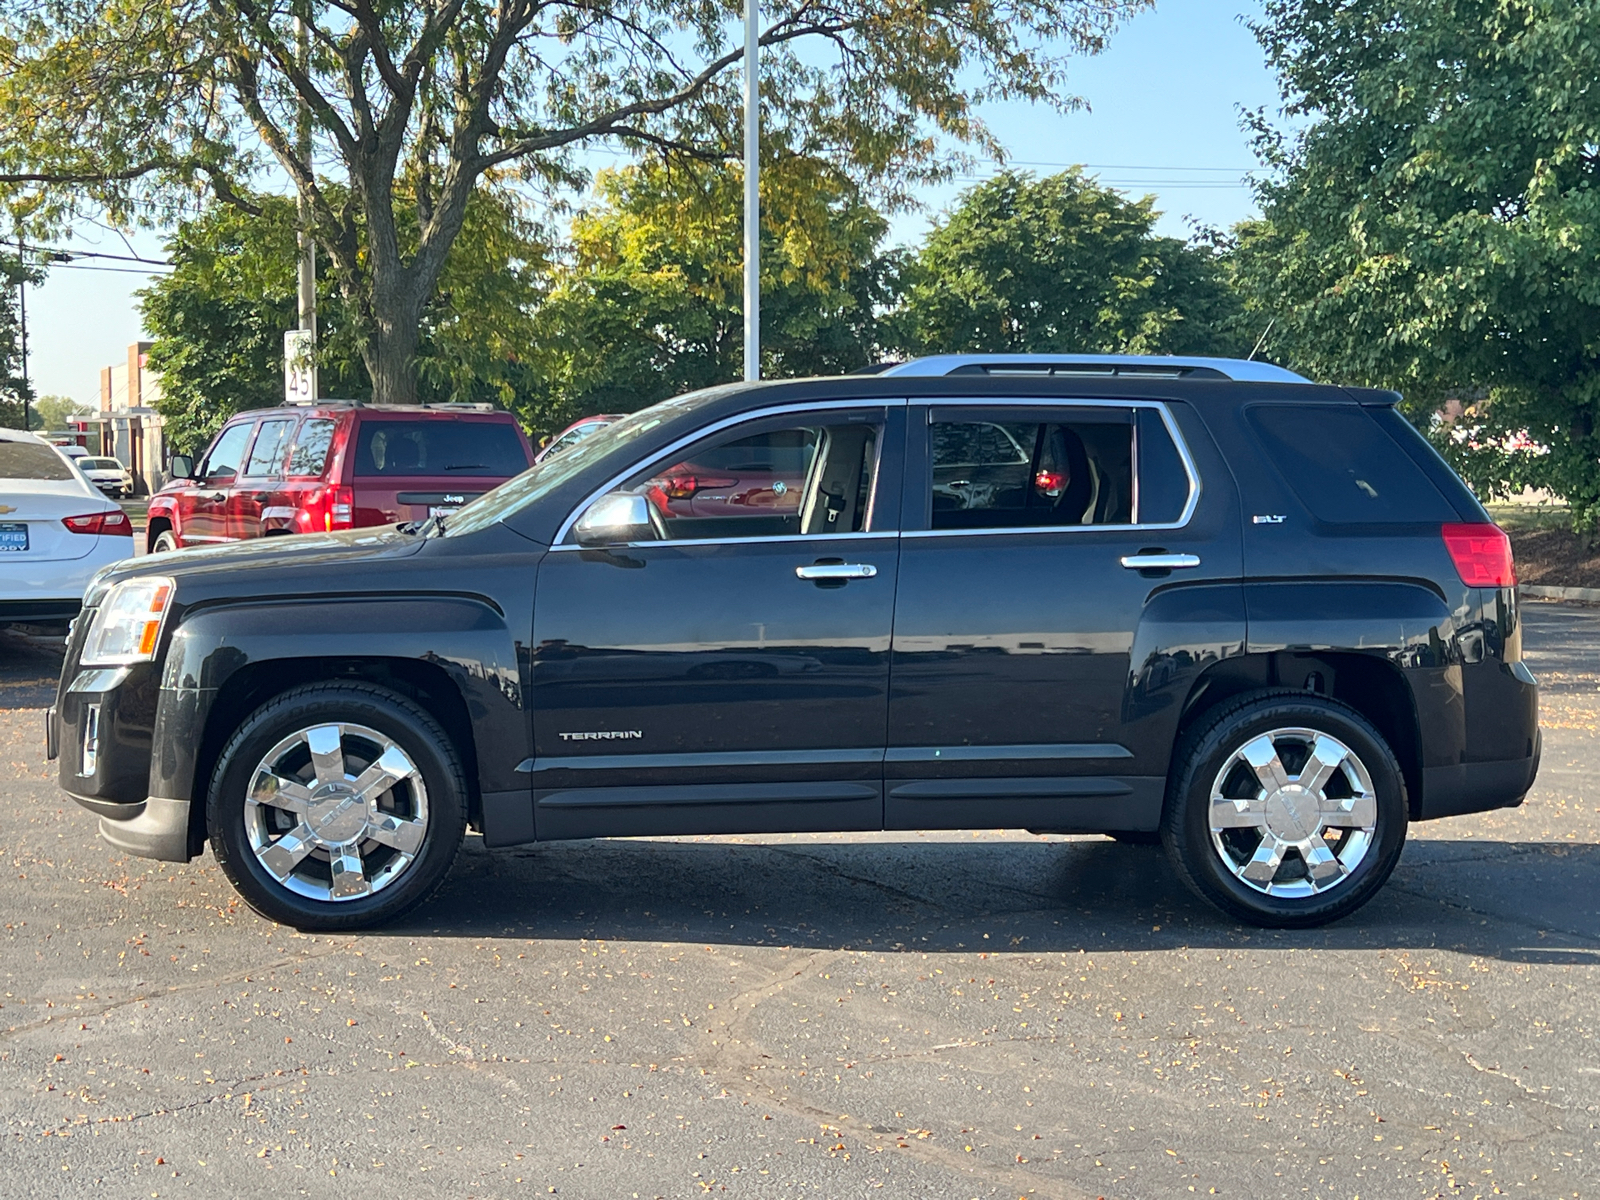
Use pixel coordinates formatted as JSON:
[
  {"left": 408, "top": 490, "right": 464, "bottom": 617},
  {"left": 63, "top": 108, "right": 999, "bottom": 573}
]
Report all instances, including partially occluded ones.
[
  {"left": 1120, "top": 553, "right": 1201, "bottom": 570},
  {"left": 795, "top": 563, "right": 878, "bottom": 581},
  {"left": 209, "top": 492, "right": 227, "bottom": 503}
]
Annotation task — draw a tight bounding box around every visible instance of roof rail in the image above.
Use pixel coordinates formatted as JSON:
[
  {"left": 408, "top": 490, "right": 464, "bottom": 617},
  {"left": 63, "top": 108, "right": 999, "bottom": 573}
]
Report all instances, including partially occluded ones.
[
  {"left": 283, "top": 397, "right": 364, "bottom": 407},
  {"left": 876, "top": 353, "right": 1309, "bottom": 384},
  {"left": 422, "top": 401, "right": 501, "bottom": 412}
]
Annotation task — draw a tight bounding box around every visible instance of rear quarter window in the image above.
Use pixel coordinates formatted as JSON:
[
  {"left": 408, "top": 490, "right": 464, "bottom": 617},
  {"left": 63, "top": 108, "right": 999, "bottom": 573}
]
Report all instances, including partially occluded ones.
[
  {"left": 353, "top": 418, "right": 529, "bottom": 478},
  {"left": 1247, "top": 404, "right": 1458, "bottom": 525}
]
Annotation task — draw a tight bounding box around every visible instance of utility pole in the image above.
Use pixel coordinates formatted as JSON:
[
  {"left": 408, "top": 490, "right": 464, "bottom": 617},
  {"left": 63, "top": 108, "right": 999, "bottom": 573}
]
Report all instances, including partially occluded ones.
[
  {"left": 16, "top": 234, "right": 27, "bottom": 432},
  {"left": 742, "top": 0, "right": 759, "bottom": 382}
]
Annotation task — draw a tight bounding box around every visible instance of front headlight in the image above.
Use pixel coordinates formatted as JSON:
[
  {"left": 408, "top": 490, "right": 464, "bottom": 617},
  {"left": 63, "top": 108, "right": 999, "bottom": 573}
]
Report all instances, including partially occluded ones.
[{"left": 80, "top": 577, "right": 176, "bottom": 666}]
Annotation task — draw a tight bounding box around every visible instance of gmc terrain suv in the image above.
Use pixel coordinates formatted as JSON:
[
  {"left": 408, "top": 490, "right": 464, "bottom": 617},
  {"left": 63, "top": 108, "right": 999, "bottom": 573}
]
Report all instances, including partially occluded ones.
[{"left": 48, "top": 357, "right": 1539, "bottom": 931}]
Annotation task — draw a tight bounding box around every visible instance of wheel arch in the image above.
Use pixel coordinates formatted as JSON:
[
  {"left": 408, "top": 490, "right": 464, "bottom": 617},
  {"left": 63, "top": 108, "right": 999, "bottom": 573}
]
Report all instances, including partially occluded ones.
[
  {"left": 1173, "top": 650, "right": 1424, "bottom": 820},
  {"left": 145, "top": 515, "right": 173, "bottom": 554},
  {"left": 185, "top": 656, "right": 481, "bottom": 855},
  {"left": 155, "top": 597, "right": 526, "bottom": 856}
]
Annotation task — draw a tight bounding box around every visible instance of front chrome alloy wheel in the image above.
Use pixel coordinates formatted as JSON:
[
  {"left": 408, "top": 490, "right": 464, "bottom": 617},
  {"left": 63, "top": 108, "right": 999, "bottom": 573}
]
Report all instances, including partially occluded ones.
[
  {"left": 1208, "top": 727, "right": 1378, "bottom": 898},
  {"left": 244, "top": 723, "right": 429, "bottom": 902}
]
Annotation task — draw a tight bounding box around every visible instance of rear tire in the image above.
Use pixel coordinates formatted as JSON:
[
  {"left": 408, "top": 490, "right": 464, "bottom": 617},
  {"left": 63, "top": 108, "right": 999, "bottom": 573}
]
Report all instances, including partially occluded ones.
[
  {"left": 207, "top": 683, "right": 467, "bottom": 931},
  {"left": 1162, "top": 691, "right": 1407, "bottom": 928}
]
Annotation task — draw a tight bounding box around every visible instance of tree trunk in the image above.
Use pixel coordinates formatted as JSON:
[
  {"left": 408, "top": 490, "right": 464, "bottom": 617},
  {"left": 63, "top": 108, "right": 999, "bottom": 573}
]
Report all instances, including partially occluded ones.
[{"left": 362, "top": 274, "right": 425, "bottom": 405}]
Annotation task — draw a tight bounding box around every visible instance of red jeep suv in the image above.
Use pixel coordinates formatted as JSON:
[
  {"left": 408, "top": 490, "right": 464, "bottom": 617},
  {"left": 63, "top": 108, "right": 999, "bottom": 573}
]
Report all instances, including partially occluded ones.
[{"left": 145, "top": 402, "right": 534, "bottom": 553}]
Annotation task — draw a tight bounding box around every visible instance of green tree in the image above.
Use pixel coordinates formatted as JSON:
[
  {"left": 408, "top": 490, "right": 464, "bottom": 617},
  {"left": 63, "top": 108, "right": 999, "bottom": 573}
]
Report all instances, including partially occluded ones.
[
  {"left": 0, "top": 0, "right": 1146, "bottom": 404},
  {"left": 141, "top": 186, "right": 546, "bottom": 453},
  {"left": 523, "top": 156, "right": 905, "bottom": 432},
  {"left": 29, "top": 394, "right": 91, "bottom": 432},
  {"left": 0, "top": 253, "right": 37, "bottom": 430},
  {"left": 899, "top": 169, "right": 1247, "bottom": 358},
  {"left": 1235, "top": 0, "right": 1600, "bottom": 526}
]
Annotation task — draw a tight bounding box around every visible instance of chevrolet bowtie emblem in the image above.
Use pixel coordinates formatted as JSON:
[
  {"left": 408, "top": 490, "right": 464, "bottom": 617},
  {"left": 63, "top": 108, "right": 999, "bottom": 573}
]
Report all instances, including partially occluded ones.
[{"left": 0, "top": 505, "right": 14, "bottom": 514}]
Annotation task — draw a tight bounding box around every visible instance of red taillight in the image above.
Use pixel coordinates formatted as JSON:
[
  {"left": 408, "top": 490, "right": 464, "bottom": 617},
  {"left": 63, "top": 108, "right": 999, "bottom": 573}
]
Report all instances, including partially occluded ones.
[
  {"left": 327, "top": 484, "right": 354, "bottom": 530},
  {"left": 1442, "top": 522, "right": 1515, "bottom": 587},
  {"left": 62, "top": 509, "right": 133, "bottom": 536},
  {"left": 303, "top": 485, "right": 355, "bottom": 532}
]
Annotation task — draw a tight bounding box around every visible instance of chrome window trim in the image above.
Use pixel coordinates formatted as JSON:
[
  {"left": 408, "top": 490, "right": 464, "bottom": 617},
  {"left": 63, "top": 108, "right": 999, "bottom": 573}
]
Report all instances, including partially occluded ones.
[
  {"left": 553, "top": 397, "right": 904, "bottom": 547},
  {"left": 552, "top": 394, "right": 1201, "bottom": 547}
]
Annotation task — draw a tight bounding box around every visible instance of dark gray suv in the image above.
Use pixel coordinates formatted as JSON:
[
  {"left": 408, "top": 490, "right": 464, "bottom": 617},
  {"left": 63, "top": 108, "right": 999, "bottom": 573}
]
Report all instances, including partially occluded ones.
[{"left": 48, "top": 356, "right": 1539, "bottom": 931}]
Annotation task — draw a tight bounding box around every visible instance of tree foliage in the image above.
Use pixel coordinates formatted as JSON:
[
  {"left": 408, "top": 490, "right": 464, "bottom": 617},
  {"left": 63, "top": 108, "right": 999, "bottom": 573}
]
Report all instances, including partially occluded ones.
[
  {"left": 28, "top": 394, "right": 90, "bottom": 432},
  {"left": 0, "top": 0, "right": 1146, "bottom": 402},
  {"left": 1236, "top": 0, "right": 1600, "bottom": 527},
  {"left": 899, "top": 170, "right": 1247, "bottom": 358},
  {"left": 141, "top": 186, "right": 545, "bottom": 452},
  {"left": 522, "top": 155, "right": 903, "bottom": 432},
  {"left": 0, "top": 252, "right": 36, "bottom": 430}
]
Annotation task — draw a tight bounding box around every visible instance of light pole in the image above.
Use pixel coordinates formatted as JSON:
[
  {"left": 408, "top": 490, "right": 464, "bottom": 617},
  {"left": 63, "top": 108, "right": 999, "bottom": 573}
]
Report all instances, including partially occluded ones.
[
  {"left": 15, "top": 234, "right": 27, "bottom": 432},
  {"left": 293, "top": 8, "right": 318, "bottom": 399},
  {"left": 742, "top": 0, "right": 759, "bottom": 382}
]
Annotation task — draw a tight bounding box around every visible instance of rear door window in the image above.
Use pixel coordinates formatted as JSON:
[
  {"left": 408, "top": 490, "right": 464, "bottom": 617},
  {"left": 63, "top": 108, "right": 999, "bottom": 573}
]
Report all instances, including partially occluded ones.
[
  {"left": 353, "top": 419, "right": 528, "bottom": 478},
  {"left": 243, "top": 418, "right": 296, "bottom": 478},
  {"left": 287, "top": 418, "right": 337, "bottom": 477},
  {"left": 926, "top": 408, "right": 1134, "bottom": 529},
  {"left": 1247, "top": 405, "right": 1456, "bottom": 524}
]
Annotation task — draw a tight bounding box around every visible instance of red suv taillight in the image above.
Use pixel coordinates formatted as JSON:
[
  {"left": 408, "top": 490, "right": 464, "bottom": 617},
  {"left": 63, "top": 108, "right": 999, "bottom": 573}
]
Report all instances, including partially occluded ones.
[
  {"left": 1441, "top": 522, "right": 1515, "bottom": 587},
  {"left": 303, "top": 485, "right": 355, "bottom": 532},
  {"left": 653, "top": 473, "right": 737, "bottom": 500},
  {"left": 62, "top": 509, "right": 133, "bottom": 536}
]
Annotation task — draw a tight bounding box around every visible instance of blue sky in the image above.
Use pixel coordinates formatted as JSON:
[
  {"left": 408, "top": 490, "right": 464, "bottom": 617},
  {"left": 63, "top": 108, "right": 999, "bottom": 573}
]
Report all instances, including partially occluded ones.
[{"left": 28, "top": 0, "right": 1283, "bottom": 407}]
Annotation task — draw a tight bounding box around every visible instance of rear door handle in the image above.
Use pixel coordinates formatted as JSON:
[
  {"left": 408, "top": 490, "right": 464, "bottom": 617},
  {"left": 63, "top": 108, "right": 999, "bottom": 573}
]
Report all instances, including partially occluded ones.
[
  {"left": 1120, "top": 553, "right": 1201, "bottom": 570},
  {"left": 795, "top": 563, "right": 878, "bottom": 581}
]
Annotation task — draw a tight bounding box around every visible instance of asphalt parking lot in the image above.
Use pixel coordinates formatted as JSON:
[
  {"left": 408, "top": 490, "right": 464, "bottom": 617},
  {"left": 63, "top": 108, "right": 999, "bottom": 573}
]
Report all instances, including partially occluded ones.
[{"left": 0, "top": 604, "right": 1596, "bottom": 1200}]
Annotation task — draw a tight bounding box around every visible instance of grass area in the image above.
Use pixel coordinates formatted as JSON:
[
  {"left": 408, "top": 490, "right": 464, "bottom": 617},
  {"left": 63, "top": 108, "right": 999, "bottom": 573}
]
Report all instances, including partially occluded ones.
[{"left": 1485, "top": 500, "right": 1572, "bottom": 533}]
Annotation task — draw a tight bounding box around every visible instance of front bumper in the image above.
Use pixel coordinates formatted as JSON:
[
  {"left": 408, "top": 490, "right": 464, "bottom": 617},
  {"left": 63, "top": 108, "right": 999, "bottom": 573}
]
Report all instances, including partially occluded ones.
[{"left": 87, "top": 796, "right": 193, "bottom": 862}]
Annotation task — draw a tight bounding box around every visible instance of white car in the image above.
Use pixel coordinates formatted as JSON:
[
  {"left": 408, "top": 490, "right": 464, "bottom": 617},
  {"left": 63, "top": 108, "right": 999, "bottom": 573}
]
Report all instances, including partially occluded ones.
[
  {"left": 77, "top": 456, "right": 135, "bottom": 498},
  {"left": 0, "top": 429, "right": 136, "bottom": 624}
]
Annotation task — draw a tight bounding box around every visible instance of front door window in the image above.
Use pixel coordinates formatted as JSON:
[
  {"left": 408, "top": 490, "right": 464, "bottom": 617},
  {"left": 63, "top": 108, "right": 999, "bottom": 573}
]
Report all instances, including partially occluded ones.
[{"left": 605, "top": 416, "right": 882, "bottom": 543}]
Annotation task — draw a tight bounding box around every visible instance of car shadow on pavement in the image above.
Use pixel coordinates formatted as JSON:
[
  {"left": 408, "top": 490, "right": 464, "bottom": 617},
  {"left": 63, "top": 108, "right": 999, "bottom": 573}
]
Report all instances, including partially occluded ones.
[{"left": 387, "top": 834, "right": 1600, "bottom": 965}]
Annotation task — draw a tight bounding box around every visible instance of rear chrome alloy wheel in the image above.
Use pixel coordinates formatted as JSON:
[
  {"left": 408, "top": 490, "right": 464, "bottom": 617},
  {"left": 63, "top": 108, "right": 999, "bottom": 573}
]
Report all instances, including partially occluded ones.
[
  {"left": 1208, "top": 727, "right": 1378, "bottom": 898},
  {"left": 244, "top": 723, "right": 429, "bottom": 903}
]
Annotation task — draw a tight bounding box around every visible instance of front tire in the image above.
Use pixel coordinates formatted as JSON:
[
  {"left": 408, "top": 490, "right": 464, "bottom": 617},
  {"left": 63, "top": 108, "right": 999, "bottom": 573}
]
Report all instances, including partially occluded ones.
[
  {"left": 207, "top": 683, "right": 467, "bottom": 931},
  {"left": 151, "top": 529, "right": 179, "bottom": 554},
  {"left": 1162, "top": 692, "right": 1408, "bottom": 928}
]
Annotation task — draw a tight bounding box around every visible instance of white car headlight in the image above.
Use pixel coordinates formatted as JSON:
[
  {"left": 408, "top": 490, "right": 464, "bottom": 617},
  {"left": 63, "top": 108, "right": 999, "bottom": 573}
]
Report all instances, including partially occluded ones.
[{"left": 80, "top": 577, "right": 176, "bottom": 666}]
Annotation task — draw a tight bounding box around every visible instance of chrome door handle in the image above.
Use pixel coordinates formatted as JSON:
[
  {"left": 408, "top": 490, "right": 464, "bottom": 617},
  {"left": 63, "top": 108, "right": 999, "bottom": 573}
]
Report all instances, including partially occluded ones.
[
  {"left": 1120, "top": 553, "right": 1201, "bottom": 570},
  {"left": 795, "top": 563, "right": 878, "bottom": 581}
]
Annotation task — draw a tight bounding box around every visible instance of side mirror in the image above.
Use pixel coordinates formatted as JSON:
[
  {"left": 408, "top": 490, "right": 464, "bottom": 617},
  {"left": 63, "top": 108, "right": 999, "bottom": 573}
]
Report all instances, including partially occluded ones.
[
  {"left": 169, "top": 454, "right": 195, "bottom": 480},
  {"left": 573, "top": 491, "right": 657, "bottom": 547}
]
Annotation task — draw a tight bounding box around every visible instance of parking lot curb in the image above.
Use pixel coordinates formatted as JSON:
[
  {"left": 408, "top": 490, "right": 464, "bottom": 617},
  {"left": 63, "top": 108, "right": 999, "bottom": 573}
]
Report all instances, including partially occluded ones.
[{"left": 1523, "top": 583, "right": 1600, "bottom": 604}]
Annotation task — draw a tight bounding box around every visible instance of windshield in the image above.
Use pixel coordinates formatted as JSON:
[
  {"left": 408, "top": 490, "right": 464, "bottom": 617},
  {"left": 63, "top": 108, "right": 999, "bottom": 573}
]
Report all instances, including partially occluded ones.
[
  {"left": 442, "top": 391, "right": 730, "bottom": 538},
  {"left": 84, "top": 458, "right": 122, "bottom": 470}
]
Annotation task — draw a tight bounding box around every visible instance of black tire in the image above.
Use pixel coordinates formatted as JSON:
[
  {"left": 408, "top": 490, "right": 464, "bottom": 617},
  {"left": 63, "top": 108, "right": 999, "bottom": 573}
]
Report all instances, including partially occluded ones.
[
  {"left": 206, "top": 683, "right": 467, "bottom": 931},
  {"left": 151, "top": 529, "right": 179, "bottom": 554},
  {"left": 1107, "top": 829, "right": 1163, "bottom": 846},
  {"left": 1161, "top": 691, "right": 1408, "bottom": 928}
]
